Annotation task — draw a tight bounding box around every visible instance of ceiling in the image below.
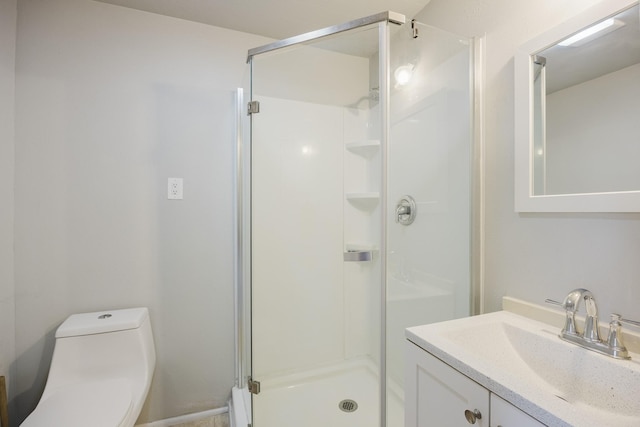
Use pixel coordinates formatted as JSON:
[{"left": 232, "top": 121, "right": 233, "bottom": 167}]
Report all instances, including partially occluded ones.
[{"left": 95, "top": 0, "right": 431, "bottom": 41}]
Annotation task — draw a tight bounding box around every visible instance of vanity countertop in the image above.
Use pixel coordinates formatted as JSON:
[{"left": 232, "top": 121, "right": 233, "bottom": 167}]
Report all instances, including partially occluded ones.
[{"left": 406, "top": 300, "right": 640, "bottom": 427}]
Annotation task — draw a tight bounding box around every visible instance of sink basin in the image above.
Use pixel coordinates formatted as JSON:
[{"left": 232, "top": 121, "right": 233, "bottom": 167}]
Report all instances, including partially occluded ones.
[{"left": 406, "top": 310, "right": 640, "bottom": 427}]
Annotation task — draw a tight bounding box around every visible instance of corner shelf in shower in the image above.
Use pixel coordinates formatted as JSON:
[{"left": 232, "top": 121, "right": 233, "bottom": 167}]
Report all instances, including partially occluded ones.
[
  {"left": 343, "top": 244, "right": 378, "bottom": 262},
  {"left": 343, "top": 249, "right": 373, "bottom": 262},
  {"left": 345, "top": 140, "right": 380, "bottom": 157},
  {"left": 346, "top": 192, "right": 380, "bottom": 210}
]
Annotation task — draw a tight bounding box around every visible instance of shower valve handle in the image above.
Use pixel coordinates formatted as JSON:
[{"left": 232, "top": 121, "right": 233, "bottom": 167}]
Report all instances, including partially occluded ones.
[{"left": 395, "top": 195, "right": 417, "bottom": 225}]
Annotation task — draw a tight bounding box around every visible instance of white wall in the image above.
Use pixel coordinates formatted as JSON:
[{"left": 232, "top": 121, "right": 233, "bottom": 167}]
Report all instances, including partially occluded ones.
[
  {"left": 0, "top": 0, "right": 17, "bottom": 418},
  {"left": 546, "top": 63, "right": 640, "bottom": 194},
  {"left": 13, "top": 0, "right": 269, "bottom": 423},
  {"left": 417, "top": 0, "right": 640, "bottom": 318}
]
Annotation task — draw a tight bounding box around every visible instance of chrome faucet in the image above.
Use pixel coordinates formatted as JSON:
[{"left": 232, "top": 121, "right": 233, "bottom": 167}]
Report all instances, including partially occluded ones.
[
  {"left": 559, "top": 288, "right": 600, "bottom": 341},
  {"left": 546, "top": 289, "right": 630, "bottom": 359}
]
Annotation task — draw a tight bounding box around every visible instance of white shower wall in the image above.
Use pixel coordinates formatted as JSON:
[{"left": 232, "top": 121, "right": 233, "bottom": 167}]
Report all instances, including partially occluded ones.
[
  {"left": 252, "top": 96, "right": 346, "bottom": 377},
  {"left": 251, "top": 95, "right": 380, "bottom": 378},
  {"left": 249, "top": 37, "right": 381, "bottom": 378}
]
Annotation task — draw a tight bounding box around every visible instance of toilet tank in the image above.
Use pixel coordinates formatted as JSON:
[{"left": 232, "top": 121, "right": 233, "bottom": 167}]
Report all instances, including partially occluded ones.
[{"left": 42, "top": 307, "right": 156, "bottom": 408}]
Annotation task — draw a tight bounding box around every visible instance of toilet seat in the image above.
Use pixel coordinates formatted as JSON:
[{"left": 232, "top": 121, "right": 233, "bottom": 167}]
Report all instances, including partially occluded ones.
[{"left": 21, "top": 379, "right": 133, "bottom": 427}]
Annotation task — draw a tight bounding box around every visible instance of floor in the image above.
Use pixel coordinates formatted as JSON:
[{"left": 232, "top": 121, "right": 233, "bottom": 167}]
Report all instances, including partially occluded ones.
[{"left": 171, "top": 413, "right": 230, "bottom": 427}]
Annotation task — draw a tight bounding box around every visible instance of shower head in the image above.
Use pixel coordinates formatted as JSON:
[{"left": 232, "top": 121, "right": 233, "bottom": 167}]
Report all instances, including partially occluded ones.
[{"left": 345, "top": 87, "right": 379, "bottom": 110}]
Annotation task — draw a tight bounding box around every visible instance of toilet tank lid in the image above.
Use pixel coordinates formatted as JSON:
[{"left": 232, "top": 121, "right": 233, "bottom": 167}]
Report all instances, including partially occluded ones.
[{"left": 56, "top": 307, "right": 149, "bottom": 338}]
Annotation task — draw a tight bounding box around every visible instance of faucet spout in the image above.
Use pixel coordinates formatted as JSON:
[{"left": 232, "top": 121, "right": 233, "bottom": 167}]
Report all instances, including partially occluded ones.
[{"left": 560, "top": 288, "right": 600, "bottom": 340}]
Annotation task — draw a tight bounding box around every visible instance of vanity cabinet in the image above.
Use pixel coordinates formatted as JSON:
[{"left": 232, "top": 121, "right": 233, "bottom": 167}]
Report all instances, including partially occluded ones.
[
  {"left": 405, "top": 341, "right": 488, "bottom": 426},
  {"left": 405, "top": 341, "right": 546, "bottom": 427}
]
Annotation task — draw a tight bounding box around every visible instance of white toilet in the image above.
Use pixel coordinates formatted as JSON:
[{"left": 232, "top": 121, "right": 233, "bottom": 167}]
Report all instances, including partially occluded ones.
[{"left": 21, "top": 307, "right": 156, "bottom": 427}]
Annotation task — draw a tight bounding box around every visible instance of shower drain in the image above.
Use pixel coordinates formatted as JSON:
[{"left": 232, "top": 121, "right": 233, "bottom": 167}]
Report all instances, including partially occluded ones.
[{"left": 338, "top": 399, "right": 358, "bottom": 413}]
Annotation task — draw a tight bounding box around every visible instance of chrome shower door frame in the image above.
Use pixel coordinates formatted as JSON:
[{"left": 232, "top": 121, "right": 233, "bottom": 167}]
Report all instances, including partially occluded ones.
[{"left": 240, "top": 11, "right": 405, "bottom": 427}]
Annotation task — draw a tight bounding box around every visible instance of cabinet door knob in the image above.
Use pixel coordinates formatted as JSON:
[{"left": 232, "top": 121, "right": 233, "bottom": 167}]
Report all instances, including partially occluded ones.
[{"left": 464, "top": 409, "right": 482, "bottom": 424}]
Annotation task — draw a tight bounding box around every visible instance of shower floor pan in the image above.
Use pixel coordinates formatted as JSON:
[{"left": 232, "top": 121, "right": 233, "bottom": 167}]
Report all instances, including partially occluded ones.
[{"left": 252, "top": 358, "right": 403, "bottom": 427}]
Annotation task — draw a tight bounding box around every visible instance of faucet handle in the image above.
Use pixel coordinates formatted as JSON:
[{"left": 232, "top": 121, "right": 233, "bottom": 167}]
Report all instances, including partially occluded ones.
[
  {"left": 619, "top": 316, "right": 640, "bottom": 328},
  {"left": 608, "top": 314, "right": 624, "bottom": 347},
  {"left": 582, "top": 295, "right": 601, "bottom": 342},
  {"left": 607, "top": 314, "right": 630, "bottom": 359},
  {"left": 545, "top": 298, "right": 578, "bottom": 335}
]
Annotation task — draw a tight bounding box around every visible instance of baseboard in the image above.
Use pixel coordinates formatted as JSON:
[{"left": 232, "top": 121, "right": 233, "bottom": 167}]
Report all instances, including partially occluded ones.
[{"left": 136, "top": 406, "right": 228, "bottom": 427}]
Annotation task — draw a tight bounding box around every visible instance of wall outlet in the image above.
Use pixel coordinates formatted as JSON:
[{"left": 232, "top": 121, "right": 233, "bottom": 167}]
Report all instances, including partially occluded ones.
[{"left": 168, "top": 178, "right": 183, "bottom": 200}]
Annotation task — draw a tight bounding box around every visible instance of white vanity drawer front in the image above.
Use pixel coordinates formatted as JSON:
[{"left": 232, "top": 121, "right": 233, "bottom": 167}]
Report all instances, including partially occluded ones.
[{"left": 491, "top": 394, "right": 545, "bottom": 427}]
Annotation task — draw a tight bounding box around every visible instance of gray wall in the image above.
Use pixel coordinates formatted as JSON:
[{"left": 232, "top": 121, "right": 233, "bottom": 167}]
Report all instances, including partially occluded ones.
[
  {"left": 13, "top": 0, "right": 267, "bottom": 423},
  {"left": 0, "top": 0, "right": 17, "bottom": 416},
  {"left": 417, "top": 0, "right": 640, "bottom": 318}
]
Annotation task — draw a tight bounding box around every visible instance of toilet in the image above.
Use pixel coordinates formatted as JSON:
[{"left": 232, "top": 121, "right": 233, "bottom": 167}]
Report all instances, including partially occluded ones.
[{"left": 21, "top": 307, "right": 156, "bottom": 427}]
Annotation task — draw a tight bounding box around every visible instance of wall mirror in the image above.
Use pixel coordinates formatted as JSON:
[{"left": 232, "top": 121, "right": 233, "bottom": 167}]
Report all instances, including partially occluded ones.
[{"left": 515, "top": 0, "right": 640, "bottom": 212}]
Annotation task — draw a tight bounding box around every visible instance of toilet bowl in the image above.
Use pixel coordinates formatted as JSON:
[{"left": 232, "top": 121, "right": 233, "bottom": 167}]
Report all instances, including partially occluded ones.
[{"left": 21, "top": 307, "right": 156, "bottom": 427}]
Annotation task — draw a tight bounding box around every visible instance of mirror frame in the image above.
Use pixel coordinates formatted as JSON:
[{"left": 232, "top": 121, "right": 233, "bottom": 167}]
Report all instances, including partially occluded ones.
[{"left": 515, "top": 0, "right": 640, "bottom": 212}]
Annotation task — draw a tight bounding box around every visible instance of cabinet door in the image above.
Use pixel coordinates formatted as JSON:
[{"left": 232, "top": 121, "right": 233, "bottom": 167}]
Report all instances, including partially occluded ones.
[
  {"left": 490, "top": 394, "right": 546, "bottom": 427},
  {"left": 405, "top": 341, "right": 489, "bottom": 427}
]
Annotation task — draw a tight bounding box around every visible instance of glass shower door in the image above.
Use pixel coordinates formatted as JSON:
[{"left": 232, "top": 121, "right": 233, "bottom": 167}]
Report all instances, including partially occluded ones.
[
  {"left": 245, "top": 14, "right": 475, "bottom": 427},
  {"left": 249, "top": 23, "right": 386, "bottom": 427},
  {"left": 385, "top": 22, "right": 474, "bottom": 427}
]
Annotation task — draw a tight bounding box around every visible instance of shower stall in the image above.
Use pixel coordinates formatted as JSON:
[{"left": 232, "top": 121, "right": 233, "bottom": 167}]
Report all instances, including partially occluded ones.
[{"left": 233, "top": 11, "right": 477, "bottom": 427}]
